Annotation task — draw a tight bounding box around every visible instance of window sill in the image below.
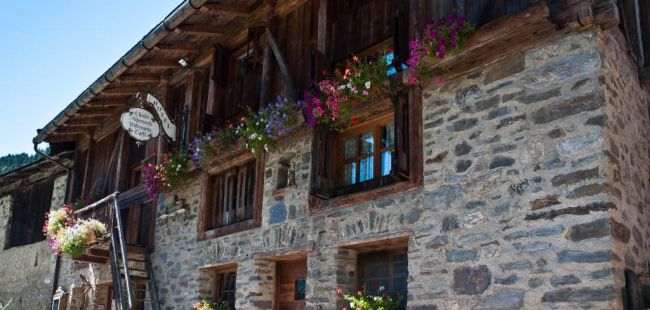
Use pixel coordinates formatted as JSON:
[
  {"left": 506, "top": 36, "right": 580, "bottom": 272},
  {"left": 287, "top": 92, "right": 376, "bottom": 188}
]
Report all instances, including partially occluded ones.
[
  {"left": 308, "top": 180, "right": 422, "bottom": 214},
  {"left": 272, "top": 185, "right": 298, "bottom": 198},
  {"left": 197, "top": 218, "right": 261, "bottom": 240}
]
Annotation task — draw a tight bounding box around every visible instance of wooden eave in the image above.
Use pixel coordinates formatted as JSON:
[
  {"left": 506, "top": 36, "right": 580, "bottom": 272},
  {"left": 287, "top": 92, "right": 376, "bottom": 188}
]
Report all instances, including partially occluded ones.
[
  {"left": 38, "top": 0, "right": 310, "bottom": 145},
  {"left": 0, "top": 152, "right": 74, "bottom": 192}
]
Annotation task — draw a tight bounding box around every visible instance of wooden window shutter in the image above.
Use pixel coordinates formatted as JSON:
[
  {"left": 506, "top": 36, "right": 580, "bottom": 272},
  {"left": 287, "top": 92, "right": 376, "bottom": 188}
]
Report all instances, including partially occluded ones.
[
  {"left": 394, "top": 91, "right": 409, "bottom": 178},
  {"left": 393, "top": 7, "right": 409, "bottom": 67},
  {"left": 212, "top": 44, "right": 229, "bottom": 86},
  {"left": 311, "top": 125, "right": 335, "bottom": 199}
]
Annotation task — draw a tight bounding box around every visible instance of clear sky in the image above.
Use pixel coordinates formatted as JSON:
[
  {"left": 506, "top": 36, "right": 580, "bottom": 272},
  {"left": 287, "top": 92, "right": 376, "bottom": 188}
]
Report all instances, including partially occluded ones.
[{"left": 0, "top": 1, "right": 180, "bottom": 155}]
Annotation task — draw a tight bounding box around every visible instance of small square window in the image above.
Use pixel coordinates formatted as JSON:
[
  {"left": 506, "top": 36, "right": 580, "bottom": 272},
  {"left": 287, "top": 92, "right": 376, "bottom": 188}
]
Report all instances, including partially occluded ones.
[{"left": 357, "top": 249, "right": 408, "bottom": 309}]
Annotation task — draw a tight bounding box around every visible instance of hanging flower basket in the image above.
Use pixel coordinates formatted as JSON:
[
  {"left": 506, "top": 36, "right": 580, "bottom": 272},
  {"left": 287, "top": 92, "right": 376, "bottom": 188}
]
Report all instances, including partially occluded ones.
[{"left": 43, "top": 203, "right": 108, "bottom": 258}]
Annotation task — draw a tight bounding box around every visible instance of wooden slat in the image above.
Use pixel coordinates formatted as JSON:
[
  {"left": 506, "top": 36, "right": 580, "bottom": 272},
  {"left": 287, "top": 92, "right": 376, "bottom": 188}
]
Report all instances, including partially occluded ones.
[
  {"left": 101, "top": 87, "right": 142, "bottom": 96},
  {"left": 154, "top": 43, "right": 203, "bottom": 53},
  {"left": 64, "top": 118, "right": 102, "bottom": 127},
  {"left": 137, "top": 59, "right": 179, "bottom": 68},
  {"left": 87, "top": 98, "right": 129, "bottom": 108},
  {"left": 176, "top": 24, "right": 224, "bottom": 37},
  {"left": 593, "top": 0, "right": 620, "bottom": 29},
  {"left": 118, "top": 74, "right": 160, "bottom": 83},
  {"left": 202, "top": 3, "right": 252, "bottom": 17}
]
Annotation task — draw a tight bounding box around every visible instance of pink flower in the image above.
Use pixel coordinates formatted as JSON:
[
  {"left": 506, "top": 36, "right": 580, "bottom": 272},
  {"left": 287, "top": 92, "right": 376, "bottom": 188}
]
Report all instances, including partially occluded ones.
[{"left": 434, "top": 75, "right": 445, "bottom": 85}]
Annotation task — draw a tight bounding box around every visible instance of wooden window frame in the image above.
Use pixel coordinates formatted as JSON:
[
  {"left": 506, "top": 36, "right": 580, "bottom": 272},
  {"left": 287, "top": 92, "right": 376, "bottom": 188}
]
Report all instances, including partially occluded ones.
[
  {"left": 357, "top": 248, "right": 408, "bottom": 304},
  {"left": 215, "top": 270, "right": 237, "bottom": 308},
  {"left": 334, "top": 113, "right": 398, "bottom": 196},
  {"left": 309, "top": 87, "right": 423, "bottom": 213},
  {"left": 197, "top": 152, "right": 264, "bottom": 240}
]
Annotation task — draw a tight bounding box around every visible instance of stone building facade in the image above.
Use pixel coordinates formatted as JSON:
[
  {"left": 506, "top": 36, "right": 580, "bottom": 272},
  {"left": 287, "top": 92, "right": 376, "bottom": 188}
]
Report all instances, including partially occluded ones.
[
  {"left": 148, "top": 28, "right": 650, "bottom": 309},
  {"left": 1, "top": 1, "right": 649, "bottom": 310},
  {"left": 0, "top": 159, "right": 69, "bottom": 309}
]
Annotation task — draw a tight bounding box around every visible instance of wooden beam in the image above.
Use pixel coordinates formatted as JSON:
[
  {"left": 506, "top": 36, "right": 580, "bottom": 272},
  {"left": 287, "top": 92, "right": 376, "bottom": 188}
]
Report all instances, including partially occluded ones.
[
  {"left": 137, "top": 59, "right": 179, "bottom": 68},
  {"left": 641, "top": 66, "right": 650, "bottom": 80},
  {"left": 101, "top": 87, "right": 142, "bottom": 96},
  {"left": 52, "top": 127, "right": 93, "bottom": 136},
  {"left": 118, "top": 74, "right": 160, "bottom": 83},
  {"left": 87, "top": 97, "right": 129, "bottom": 108},
  {"left": 63, "top": 118, "right": 102, "bottom": 127},
  {"left": 76, "top": 107, "right": 117, "bottom": 117},
  {"left": 202, "top": 3, "right": 252, "bottom": 17},
  {"left": 154, "top": 43, "right": 202, "bottom": 53},
  {"left": 176, "top": 24, "right": 224, "bottom": 37},
  {"left": 593, "top": 0, "right": 620, "bottom": 29},
  {"left": 266, "top": 28, "right": 296, "bottom": 100}
]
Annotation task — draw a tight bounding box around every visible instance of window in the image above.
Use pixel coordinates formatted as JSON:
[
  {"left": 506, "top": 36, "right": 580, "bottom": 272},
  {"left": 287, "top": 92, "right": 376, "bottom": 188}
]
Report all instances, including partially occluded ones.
[
  {"left": 357, "top": 249, "right": 408, "bottom": 309},
  {"left": 126, "top": 138, "right": 147, "bottom": 188},
  {"left": 216, "top": 271, "right": 237, "bottom": 308},
  {"left": 207, "top": 161, "right": 256, "bottom": 229},
  {"left": 337, "top": 114, "right": 396, "bottom": 192},
  {"left": 199, "top": 156, "right": 263, "bottom": 239},
  {"left": 6, "top": 177, "right": 54, "bottom": 248},
  {"left": 213, "top": 29, "right": 264, "bottom": 126},
  {"left": 311, "top": 89, "right": 420, "bottom": 204}
]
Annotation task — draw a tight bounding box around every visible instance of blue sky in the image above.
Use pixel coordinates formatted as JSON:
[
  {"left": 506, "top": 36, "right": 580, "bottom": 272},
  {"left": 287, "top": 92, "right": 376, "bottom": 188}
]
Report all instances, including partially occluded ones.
[{"left": 0, "top": 1, "right": 180, "bottom": 155}]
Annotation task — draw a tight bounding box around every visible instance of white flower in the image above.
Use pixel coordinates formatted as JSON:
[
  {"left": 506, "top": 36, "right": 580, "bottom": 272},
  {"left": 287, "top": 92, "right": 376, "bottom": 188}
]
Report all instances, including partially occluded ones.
[
  {"left": 379, "top": 285, "right": 385, "bottom": 292},
  {"left": 365, "top": 81, "right": 372, "bottom": 89}
]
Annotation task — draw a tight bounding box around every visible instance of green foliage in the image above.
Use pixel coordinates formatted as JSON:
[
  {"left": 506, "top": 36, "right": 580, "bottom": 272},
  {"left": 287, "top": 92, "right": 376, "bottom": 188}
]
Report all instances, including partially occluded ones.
[
  {"left": 193, "top": 299, "right": 231, "bottom": 310},
  {"left": 337, "top": 287, "right": 403, "bottom": 310},
  {"left": 0, "top": 147, "right": 49, "bottom": 174}
]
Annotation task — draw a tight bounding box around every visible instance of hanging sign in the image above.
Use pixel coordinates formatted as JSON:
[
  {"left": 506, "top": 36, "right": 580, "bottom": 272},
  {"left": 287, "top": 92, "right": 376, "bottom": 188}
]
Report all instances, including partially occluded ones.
[
  {"left": 120, "top": 108, "right": 160, "bottom": 142},
  {"left": 136, "top": 92, "right": 176, "bottom": 141}
]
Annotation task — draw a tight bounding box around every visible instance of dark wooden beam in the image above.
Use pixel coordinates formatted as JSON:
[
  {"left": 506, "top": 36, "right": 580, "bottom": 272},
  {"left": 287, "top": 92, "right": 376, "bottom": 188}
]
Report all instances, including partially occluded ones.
[
  {"left": 137, "top": 59, "right": 179, "bottom": 68},
  {"left": 118, "top": 74, "right": 160, "bottom": 83},
  {"left": 266, "top": 28, "right": 296, "bottom": 100},
  {"left": 545, "top": 0, "right": 594, "bottom": 29},
  {"left": 101, "top": 87, "right": 142, "bottom": 96},
  {"left": 176, "top": 24, "right": 224, "bottom": 37},
  {"left": 202, "top": 3, "right": 252, "bottom": 17},
  {"left": 88, "top": 97, "right": 130, "bottom": 108},
  {"left": 593, "top": 0, "right": 620, "bottom": 29},
  {"left": 154, "top": 43, "right": 203, "bottom": 53},
  {"left": 63, "top": 118, "right": 102, "bottom": 127},
  {"left": 641, "top": 66, "right": 650, "bottom": 80},
  {"left": 76, "top": 107, "right": 117, "bottom": 117},
  {"left": 52, "top": 127, "right": 93, "bottom": 136}
]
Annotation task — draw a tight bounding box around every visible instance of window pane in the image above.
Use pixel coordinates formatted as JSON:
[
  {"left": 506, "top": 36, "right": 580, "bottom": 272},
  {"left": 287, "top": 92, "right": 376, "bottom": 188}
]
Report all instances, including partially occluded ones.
[
  {"left": 381, "top": 151, "right": 393, "bottom": 176},
  {"left": 295, "top": 278, "right": 306, "bottom": 300},
  {"left": 360, "top": 156, "right": 374, "bottom": 182},
  {"left": 360, "top": 132, "right": 374, "bottom": 154},
  {"left": 381, "top": 122, "right": 395, "bottom": 148},
  {"left": 344, "top": 138, "right": 357, "bottom": 160},
  {"left": 344, "top": 163, "right": 357, "bottom": 185}
]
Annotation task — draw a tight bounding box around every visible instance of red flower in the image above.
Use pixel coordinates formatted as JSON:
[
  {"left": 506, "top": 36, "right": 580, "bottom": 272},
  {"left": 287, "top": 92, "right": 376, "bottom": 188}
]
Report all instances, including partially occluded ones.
[
  {"left": 357, "top": 290, "right": 363, "bottom": 297},
  {"left": 350, "top": 116, "right": 360, "bottom": 126},
  {"left": 336, "top": 288, "right": 344, "bottom": 296}
]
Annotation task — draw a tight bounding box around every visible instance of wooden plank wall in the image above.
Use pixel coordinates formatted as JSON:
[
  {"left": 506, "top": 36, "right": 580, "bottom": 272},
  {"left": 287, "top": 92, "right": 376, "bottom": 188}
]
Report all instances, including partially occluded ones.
[
  {"left": 270, "top": 0, "right": 319, "bottom": 100},
  {"left": 87, "top": 131, "right": 118, "bottom": 200},
  {"left": 639, "top": 0, "right": 650, "bottom": 67}
]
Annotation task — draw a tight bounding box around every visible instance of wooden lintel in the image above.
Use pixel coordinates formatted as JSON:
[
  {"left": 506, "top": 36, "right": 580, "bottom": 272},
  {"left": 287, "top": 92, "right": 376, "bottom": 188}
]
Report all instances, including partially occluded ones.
[
  {"left": 202, "top": 3, "right": 252, "bottom": 17},
  {"left": 118, "top": 74, "right": 160, "bottom": 83},
  {"left": 137, "top": 59, "right": 179, "bottom": 68},
  {"left": 87, "top": 98, "right": 129, "bottom": 108},
  {"left": 176, "top": 24, "right": 224, "bottom": 37}
]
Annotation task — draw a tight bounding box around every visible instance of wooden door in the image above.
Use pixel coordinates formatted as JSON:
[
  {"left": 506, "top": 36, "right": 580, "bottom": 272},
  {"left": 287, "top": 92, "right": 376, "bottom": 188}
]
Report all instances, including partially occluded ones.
[{"left": 276, "top": 259, "right": 307, "bottom": 310}]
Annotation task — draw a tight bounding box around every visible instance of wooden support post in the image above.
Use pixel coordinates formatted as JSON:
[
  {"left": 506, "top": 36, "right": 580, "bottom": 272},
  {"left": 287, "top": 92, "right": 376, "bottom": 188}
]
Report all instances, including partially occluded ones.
[
  {"left": 113, "top": 131, "right": 126, "bottom": 193},
  {"left": 266, "top": 28, "right": 296, "bottom": 100},
  {"left": 81, "top": 140, "right": 93, "bottom": 199}
]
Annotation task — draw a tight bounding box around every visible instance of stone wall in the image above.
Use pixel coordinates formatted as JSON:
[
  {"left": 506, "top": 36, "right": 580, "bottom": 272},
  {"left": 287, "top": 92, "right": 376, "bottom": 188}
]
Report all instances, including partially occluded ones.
[
  {"left": 0, "top": 174, "right": 68, "bottom": 309},
  {"left": 0, "top": 195, "right": 12, "bottom": 249},
  {"left": 598, "top": 28, "right": 650, "bottom": 305},
  {"left": 142, "top": 26, "right": 650, "bottom": 310}
]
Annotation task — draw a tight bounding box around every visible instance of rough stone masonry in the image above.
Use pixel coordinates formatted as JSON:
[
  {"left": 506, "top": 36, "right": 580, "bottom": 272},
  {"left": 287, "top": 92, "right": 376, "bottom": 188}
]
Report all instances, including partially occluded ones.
[{"left": 142, "top": 26, "right": 650, "bottom": 310}]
